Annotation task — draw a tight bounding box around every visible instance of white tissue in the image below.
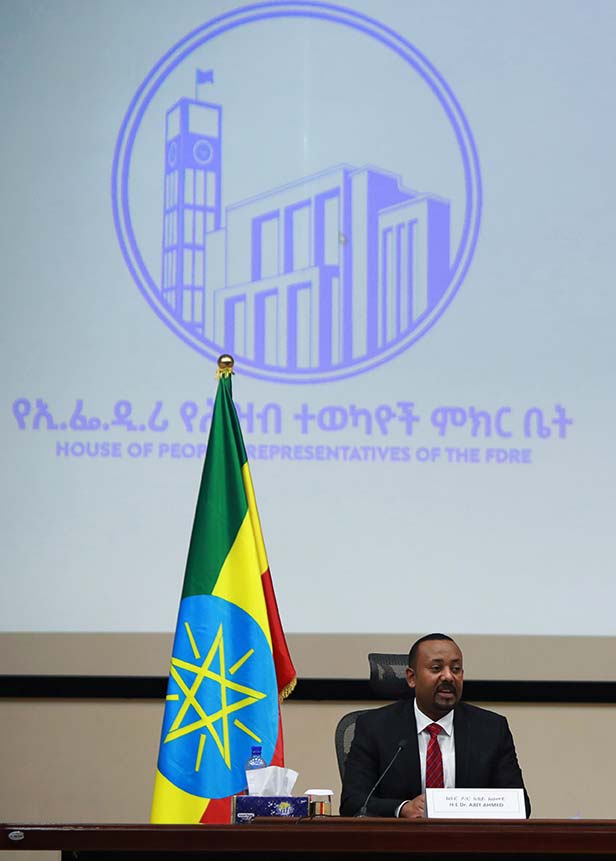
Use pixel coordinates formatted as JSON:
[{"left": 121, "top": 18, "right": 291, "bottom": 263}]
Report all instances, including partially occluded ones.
[{"left": 246, "top": 765, "right": 299, "bottom": 796}]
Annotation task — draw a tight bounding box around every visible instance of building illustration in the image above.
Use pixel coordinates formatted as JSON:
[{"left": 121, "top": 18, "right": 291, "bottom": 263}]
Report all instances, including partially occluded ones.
[{"left": 161, "top": 80, "right": 451, "bottom": 374}]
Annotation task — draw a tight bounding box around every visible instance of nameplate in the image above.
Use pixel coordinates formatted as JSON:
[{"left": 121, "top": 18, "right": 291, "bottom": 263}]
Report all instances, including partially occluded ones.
[{"left": 425, "top": 788, "right": 525, "bottom": 819}]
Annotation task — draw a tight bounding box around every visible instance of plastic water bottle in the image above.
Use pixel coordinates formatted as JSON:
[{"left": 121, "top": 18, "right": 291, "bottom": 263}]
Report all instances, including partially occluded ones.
[
  {"left": 245, "top": 745, "right": 267, "bottom": 795},
  {"left": 245, "top": 745, "right": 267, "bottom": 772}
]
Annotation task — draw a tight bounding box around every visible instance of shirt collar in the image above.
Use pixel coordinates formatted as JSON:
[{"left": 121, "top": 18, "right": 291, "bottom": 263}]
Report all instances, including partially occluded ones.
[{"left": 414, "top": 699, "right": 454, "bottom": 737}]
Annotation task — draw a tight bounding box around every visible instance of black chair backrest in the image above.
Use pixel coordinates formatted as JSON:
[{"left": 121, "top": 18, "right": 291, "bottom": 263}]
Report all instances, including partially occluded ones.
[
  {"left": 334, "top": 708, "right": 368, "bottom": 780},
  {"left": 368, "top": 652, "right": 409, "bottom": 699},
  {"left": 334, "top": 653, "right": 410, "bottom": 779}
]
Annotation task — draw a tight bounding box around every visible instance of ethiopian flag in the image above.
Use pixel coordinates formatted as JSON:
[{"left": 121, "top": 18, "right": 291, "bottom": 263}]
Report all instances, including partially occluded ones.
[{"left": 151, "top": 364, "right": 296, "bottom": 824}]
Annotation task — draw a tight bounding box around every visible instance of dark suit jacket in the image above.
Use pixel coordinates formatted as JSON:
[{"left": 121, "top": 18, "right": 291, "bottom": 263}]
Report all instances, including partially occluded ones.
[{"left": 340, "top": 699, "right": 530, "bottom": 817}]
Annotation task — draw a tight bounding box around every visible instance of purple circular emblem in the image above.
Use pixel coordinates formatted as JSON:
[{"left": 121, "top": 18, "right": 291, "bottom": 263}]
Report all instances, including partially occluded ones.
[{"left": 112, "top": 2, "right": 481, "bottom": 383}]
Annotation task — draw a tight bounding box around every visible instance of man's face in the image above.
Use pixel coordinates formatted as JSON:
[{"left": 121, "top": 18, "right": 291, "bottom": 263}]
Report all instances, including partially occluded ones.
[{"left": 406, "top": 639, "right": 464, "bottom": 720}]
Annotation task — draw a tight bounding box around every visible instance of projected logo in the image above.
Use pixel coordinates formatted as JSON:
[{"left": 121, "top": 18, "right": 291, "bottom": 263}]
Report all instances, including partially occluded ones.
[{"left": 112, "top": 2, "right": 481, "bottom": 383}]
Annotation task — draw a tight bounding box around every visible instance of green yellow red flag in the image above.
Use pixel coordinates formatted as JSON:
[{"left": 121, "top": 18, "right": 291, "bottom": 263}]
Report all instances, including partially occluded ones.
[{"left": 151, "top": 360, "right": 296, "bottom": 824}]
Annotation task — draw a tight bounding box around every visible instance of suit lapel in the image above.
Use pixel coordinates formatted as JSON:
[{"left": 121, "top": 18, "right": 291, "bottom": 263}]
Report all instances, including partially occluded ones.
[
  {"left": 399, "top": 699, "right": 422, "bottom": 796},
  {"left": 453, "top": 703, "right": 470, "bottom": 787}
]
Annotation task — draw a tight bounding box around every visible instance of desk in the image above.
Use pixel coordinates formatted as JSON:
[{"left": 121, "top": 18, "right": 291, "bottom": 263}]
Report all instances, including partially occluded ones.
[{"left": 3, "top": 820, "right": 616, "bottom": 860}]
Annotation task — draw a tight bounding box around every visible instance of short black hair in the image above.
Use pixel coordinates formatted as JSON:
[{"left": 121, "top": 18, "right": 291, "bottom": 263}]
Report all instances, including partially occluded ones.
[{"left": 408, "top": 633, "right": 455, "bottom": 669}]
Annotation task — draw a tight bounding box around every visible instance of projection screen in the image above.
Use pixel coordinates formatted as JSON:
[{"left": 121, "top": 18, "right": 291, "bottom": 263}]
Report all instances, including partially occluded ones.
[{"left": 2, "top": 0, "right": 615, "bottom": 679}]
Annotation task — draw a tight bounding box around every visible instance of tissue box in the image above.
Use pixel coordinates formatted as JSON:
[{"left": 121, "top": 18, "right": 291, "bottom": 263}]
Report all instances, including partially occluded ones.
[{"left": 232, "top": 795, "right": 309, "bottom": 823}]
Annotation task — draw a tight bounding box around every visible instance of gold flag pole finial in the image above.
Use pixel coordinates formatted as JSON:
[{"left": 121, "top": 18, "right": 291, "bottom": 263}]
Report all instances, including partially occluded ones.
[{"left": 216, "top": 354, "right": 235, "bottom": 380}]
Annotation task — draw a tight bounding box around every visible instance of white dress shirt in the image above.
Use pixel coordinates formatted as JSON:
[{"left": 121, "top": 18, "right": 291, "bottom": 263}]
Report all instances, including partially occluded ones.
[
  {"left": 395, "top": 702, "right": 456, "bottom": 817},
  {"left": 414, "top": 700, "right": 456, "bottom": 791}
]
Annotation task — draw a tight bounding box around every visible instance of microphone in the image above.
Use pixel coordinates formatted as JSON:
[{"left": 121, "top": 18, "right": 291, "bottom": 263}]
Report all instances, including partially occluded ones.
[{"left": 355, "top": 739, "right": 408, "bottom": 817}]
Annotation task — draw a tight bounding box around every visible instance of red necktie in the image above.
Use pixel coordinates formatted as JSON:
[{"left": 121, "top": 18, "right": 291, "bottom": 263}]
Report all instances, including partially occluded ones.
[{"left": 425, "top": 723, "right": 444, "bottom": 788}]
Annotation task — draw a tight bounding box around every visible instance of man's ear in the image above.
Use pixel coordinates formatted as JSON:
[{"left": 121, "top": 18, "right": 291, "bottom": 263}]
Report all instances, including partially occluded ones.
[{"left": 405, "top": 666, "right": 416, "bottom": 689}]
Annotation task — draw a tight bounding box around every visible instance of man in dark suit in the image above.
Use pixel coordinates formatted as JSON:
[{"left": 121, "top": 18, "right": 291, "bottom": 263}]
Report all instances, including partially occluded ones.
[{"left": 340, "top": 633, "right": 530, "bottom": 818}]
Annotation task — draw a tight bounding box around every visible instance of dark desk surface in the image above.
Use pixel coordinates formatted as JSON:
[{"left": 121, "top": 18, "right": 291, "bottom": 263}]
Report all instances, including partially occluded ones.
[{"left": 3, "top": 819, "right": 616, "bottom": 860}]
